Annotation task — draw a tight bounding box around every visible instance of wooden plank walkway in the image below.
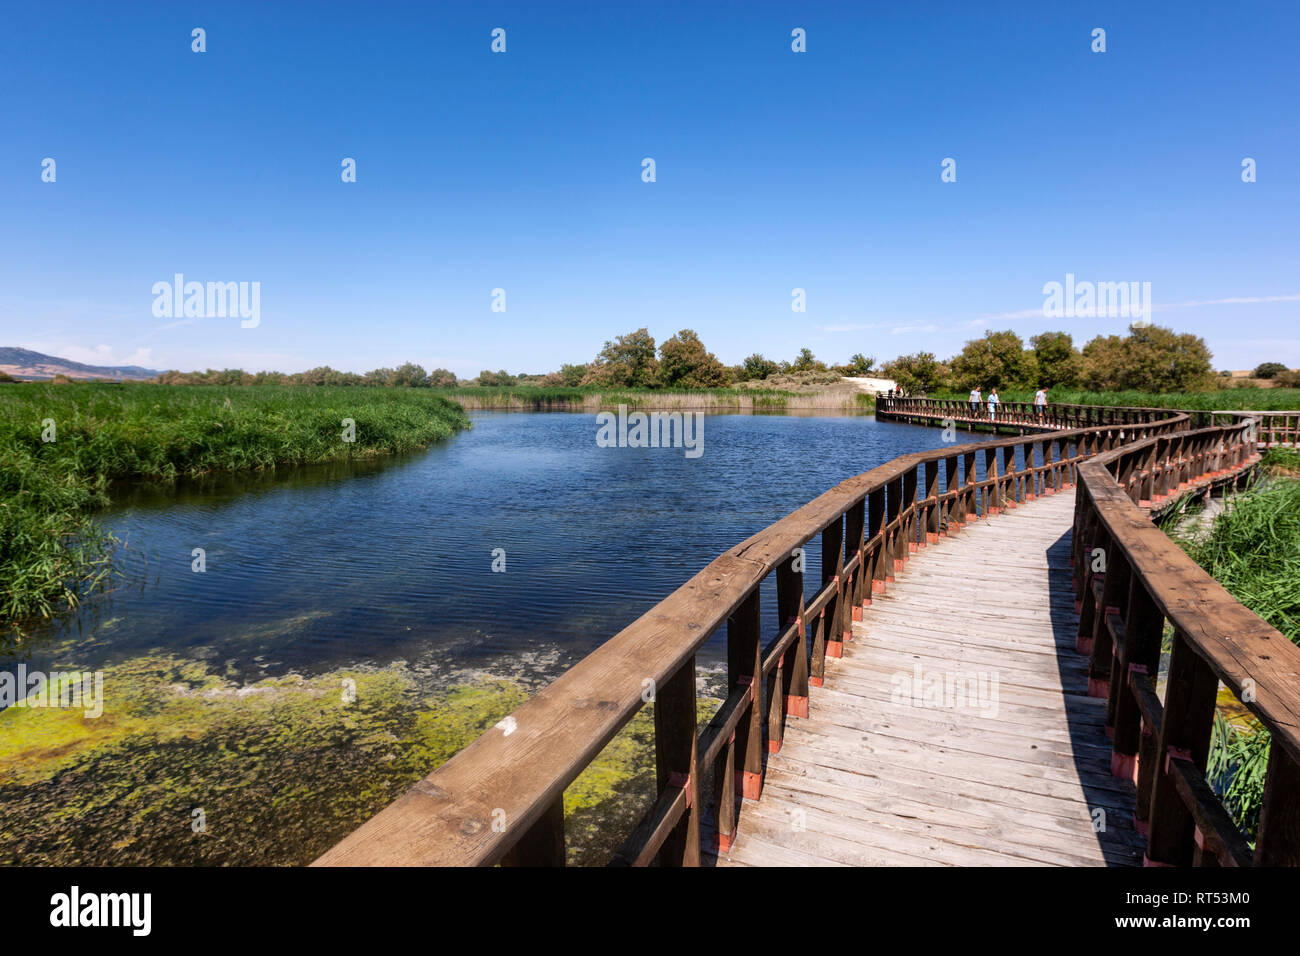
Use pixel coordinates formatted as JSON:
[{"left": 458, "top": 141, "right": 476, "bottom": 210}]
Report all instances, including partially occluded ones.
[{"left": 712, "top": 489, "right": 1147, "bottom": 867}]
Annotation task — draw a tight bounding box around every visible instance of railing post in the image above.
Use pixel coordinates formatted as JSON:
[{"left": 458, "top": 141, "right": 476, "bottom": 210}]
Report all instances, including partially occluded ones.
[
  {"left": 711, "top": 734, "right": 737, "bottom": 854},
  {"left": 868, "top": 486, "right": 887, "bottom": 592},
  {"left": 983, "top": 447, "right": 1000, "bottom": 514},
  {"left": 500, "top": 796, "right": 566, "bottom": 867},
  {"left": 1154, "top": 437, "right": 1173, "bottom": 500},
  {"left": 1172, "top": 433, "right": 1187, "bottom": 489},
  {"left": 844, "top": 500, "right": 866, "bottom": 637},
  {"left": 925, "top": 460, "right": 941, "bottom": 543},
  {"left": 823, "top": 516, "right": 846, "bottom": 660},
  {"left": 810, "top": 519, "right": 843, "bottom": 686},
  {"left": 902, "top": 467, "right": 919, "bottom": 557},
  {"left": 654, "top": 656, "right": 700, "bottom": 866},
  {"left": 1255, "top": 746, "right": 1300, "bottom": 865},
  {"left": 1076, "top": 526, "right": 1107, "bottom": 655},
  {"left": 1111, "top": 578, "right": 1163, "bottom": 785},
  {"left": 886, "top": 476, "right": 903, "bottom": 575},
  {"left": 1073, "top": 486, "right": 1100, "bottom": 613},
  {"left": 1087, "top": 543, "right": 1129, "bottom": 699},
  {"left": 942, "top": 454, "right": 960, "bottom": 533},
  {"left": 777, "top": 553, "right": 809, "bottom": 720},
  {"left": 1139, "top": 441, "right": 1158, "bottom": 506},
  {"left": 1146, "top": 630, "right": 1219, "bottom": 866},
  {"left": 963, "top": 452, "right": 977, "bottom": 520},
  {"left": 1021, "top": 441, "right": 1036, "bottom": 500},
  {"left": 1001, "top": 444, "right": 1017, "bottom": 507},
  {"left": 728, "top": 590, "right": 764, "bottom": 802}
]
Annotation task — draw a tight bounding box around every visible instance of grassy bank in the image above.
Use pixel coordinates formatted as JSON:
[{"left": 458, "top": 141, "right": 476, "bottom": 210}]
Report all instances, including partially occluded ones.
[
  {"left": 933, "top": 386, "right": 1300, "bottom": 411},
  {"left": 1171, "top": 460, "right": 1300, "bottom": 841},
  {"left": 0, "top": 383, "right": 469, "bottom": 634}
]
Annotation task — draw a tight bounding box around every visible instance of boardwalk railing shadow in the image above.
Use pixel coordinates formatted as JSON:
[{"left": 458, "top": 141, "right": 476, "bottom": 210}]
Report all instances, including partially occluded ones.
[{"left": 1045, "top": 529, "right": 1145, "bottom": 866}]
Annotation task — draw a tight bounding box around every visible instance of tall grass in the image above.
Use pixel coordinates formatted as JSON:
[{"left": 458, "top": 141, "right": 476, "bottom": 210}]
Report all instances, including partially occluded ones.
[
  {"left": 1260, "top": 447, "right": 1300, "bottom": 474},
  {"left": 1175, "top": 473, "right": 1300, "bottom": 842},
  {"left": 1, "top": 383, "right": 469, "bottom": 632}
]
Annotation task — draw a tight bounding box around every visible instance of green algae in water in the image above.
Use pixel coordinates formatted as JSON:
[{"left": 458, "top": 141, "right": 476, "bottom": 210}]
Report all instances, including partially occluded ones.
[
  {"left": 0, "top": 654, "right": 526, "bottom": 865},
  {"left": 0, "top": 652, "right": 719, "bottom": 866},
  {"left": 563, "top": 695, "right": 722, "bottom": 866}
]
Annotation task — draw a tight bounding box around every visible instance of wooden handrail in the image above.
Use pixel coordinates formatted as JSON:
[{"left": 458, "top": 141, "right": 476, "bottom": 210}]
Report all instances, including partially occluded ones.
[
  {"left": 877, "top": 396, "right": 1299, "bottom": 448},
  {"left": 874, "top": 395, "right": 1228, "bottom": 432},
  {"left": 1073, "top": 421, "right": 1300, "bottom": 866},
  {"left": 316, "top": 402, "right": 1200, "bottom": 867},
  {"left": 1204, "top": 409, "right": 1299, "bottom": 448}
]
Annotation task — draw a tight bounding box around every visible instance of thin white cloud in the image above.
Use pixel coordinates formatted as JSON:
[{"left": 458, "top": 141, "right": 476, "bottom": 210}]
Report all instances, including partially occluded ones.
[
  {"left": 978, "top": 292, "right": 1300, "bottom": 322},
  {"left": 1158, "top": 294, "right": 1300, "bottom": 309},
  {"left": 818, "top": 322, "right": 887, "bottom": 333},
  {"left": 976, "top": 307, "right": 1045, "bottom": 321},
  {"left": 20, "top": 342, "right": 155, "bottom": 368},
  {"left": 152, "top": 316, "right": 204, "bottom": 332}
]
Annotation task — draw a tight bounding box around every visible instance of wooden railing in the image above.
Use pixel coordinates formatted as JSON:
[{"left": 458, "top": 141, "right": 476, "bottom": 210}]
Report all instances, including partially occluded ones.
[
  {"left": 875, "top": 396, "right": 1221, "bottom": 432},
  {"left": 877, "top": 396, "right": 1299, "bottom": 448},
  {"left": 1205, "top": 410, "right": 1300, "bottom": 448},
  {"left": 1072, "top": 421, "right": 1300, "bottom": 866},
  {"left": 315, "top": 405, "right": 1194, "bottom": 867}
]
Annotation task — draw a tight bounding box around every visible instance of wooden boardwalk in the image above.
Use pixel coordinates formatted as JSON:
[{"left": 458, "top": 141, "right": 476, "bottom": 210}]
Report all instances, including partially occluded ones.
[
  {"left": 713, "top": 490, "right": 1147, "bottom": 867},
  {"left": 320, "top": 409, "right": 1293, "bottom": 868}
]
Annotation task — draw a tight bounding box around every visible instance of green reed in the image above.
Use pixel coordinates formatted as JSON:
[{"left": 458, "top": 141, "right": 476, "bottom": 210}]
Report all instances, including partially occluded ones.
[
  {"left": 1, "top": 383, "right": 469, "bottom": 634},
  {"left": 1173, "top": 470, "right": 1300, "bottom": 843}
]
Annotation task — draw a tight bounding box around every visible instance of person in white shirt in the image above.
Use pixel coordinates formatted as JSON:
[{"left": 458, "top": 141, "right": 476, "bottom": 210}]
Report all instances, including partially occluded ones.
[
  {"left": 1034, "top": 387, "right": 1048, "bottom": 421},
  {"left": 987, "top": 387, "right": 1000, "bottom": 421},
  {"left": 969, "top": 387, "right": 981, "bottom": 417}
]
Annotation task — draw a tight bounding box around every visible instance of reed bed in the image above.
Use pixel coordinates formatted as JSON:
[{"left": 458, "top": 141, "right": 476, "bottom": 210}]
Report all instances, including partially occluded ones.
[
  {"left": 1170, "top": 458, "right": 1300, "bottom": 842},
  {"left": 0, "top": 383, "right": 469, "bottom": 633}
]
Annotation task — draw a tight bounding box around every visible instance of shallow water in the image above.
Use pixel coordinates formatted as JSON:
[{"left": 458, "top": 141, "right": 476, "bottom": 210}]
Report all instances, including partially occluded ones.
[{"left": 18, "top": 412, "right": 991, "bottom": 678}]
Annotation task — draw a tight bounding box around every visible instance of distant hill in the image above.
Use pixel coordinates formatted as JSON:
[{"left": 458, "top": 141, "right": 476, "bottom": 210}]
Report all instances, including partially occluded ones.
[{"left": 0, "top": 347, "right": 161, "bottom": 381}]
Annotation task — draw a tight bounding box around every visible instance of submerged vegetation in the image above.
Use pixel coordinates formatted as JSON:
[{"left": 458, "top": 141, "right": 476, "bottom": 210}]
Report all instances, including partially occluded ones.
[
  {"left": 0, "top": 654, "right": 518, "bottom": 864},
  {"left": 0, "top": 649, "right": 717, "bottom": 865},
  {"left": 0, "top": 383, "right": 469, "bottom": 636},
  {"left": 1171, "top": 465, "right": 1300, "bottom": 842}
]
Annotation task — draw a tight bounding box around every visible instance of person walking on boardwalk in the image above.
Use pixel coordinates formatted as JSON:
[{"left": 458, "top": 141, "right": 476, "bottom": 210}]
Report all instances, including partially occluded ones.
[
  {"left": 969, "top": 385, "right": 981, "bottom": 418},
  {"left": 987, "top": 387, "right": 1000, "bottom": 422},
  {"left": 1034, "top": 386, "right": 1048, "bottom": 422}
]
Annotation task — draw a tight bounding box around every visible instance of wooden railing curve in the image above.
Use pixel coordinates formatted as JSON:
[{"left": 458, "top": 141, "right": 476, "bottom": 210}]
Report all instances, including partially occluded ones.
[
  {"left": 876, "top": 396, "right": 1298, "bottom": 449},
  {"left": 1073, "top": 421, "right": 1300, "bottom": 866},
  {"left": 316, "top": 405, "right": 1202, "bottom": 868},
  {"left": 1205, "top": 409, "right": 1299, "bottom": 448},
  {"left": 875, "top": 395, "right": 1223, "bottom": 432}
]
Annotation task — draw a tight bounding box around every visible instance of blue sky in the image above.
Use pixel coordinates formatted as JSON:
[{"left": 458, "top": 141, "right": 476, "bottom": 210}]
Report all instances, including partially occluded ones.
[{"left": 3, "top": 1, "right": 1297, "bottom": 375}]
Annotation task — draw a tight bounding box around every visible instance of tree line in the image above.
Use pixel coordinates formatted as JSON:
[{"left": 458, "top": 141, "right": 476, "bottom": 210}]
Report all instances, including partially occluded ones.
[
  {"left": 149, "top": 328, "right": 878, "bottom": 390},
  {"left": 153, "top": 364, "right": 460, "bottom": 388},
  {"left": 145, "top": 324, "right": 1294, "bottom": 394},
  {"left": 877, "top": 326, "right": 1289, "bottom": 394}
]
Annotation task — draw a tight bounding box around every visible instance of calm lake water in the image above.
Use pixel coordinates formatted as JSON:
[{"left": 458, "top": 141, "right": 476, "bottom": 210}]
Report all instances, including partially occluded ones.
[{"left": 4, "top": 411, "right": 987, "bottom": 864}]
